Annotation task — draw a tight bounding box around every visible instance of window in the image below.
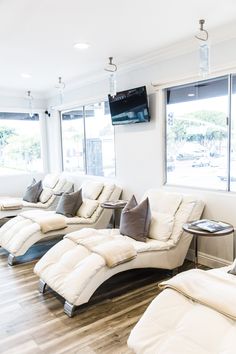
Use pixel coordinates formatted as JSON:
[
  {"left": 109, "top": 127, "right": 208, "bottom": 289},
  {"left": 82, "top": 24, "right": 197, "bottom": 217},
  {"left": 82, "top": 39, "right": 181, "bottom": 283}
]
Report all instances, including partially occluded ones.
[
  {"left": 61, "top": 107, "right": 85, "bottom": 174},
  {"left": 61, "top": 101, "right": 115, "bottom": 177},
  {"left": 84, "top": 102, "right": 115, "bottom": 177},
  {"left": 0, "top": 112, "right": 43, "bottom": 174},
  {"left": 165, "top": 76, "right": 232, "bottom": 190}
]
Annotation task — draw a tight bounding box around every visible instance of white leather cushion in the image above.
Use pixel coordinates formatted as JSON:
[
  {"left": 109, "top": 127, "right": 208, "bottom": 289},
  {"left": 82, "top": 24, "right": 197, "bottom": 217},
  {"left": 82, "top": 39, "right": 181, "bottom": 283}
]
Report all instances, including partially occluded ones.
[
  {"left": 61, "top": 181, "right": 74, "bottom": 193},
  {"left": 43, "top": 174, "right": 59, "bottom": 189},
  {"left": 82, "top": 182, "right": 104, "bottom": 200},
  {"left": 149, "top": 212, "right": 174, "bottom": 241},
  {"left": 39, "top": 188, "right": 53, "bottom": 203},
  {"left": 170, "top": 196, "right": 198, "bottom": 244},
  {"left": 142, "top": 189, "right": 182, "bottom": 216},
  {"left": 97, "top": 184, "right": 115, "bottom": 202},
  {"left": 77, "top": 199, "right": 99, "bottom": 218},
  {"left": 53, "top": 178, "right": 67, "bottom": 193}
]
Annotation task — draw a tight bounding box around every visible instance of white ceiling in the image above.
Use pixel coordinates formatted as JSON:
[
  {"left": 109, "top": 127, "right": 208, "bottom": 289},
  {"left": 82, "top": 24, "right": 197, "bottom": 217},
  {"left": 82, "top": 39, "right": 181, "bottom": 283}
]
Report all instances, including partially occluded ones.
[{"left": 0, "top": 0, "right": 236, "bottom": 95}]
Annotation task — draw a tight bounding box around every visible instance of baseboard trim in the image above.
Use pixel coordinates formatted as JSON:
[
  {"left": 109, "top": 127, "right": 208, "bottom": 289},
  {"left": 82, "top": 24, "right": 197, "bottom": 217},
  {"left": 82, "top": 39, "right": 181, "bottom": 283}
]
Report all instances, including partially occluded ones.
[{"left": 186, "top": 249, "right": 232, "bottom": 268}]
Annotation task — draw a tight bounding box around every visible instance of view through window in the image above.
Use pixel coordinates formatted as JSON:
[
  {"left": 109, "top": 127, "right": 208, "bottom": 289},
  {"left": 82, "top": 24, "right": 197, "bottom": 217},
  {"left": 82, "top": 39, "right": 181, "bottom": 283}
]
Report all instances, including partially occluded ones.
[
  {"left": 0, "top": 112, "right": 42, "bottom": 174},
  {"left": 165, "top": 76, "right": 231, "bottom": 190},
  {"left": 61, "top": 107, "right": 85, "bottom": 174},
  {"left": 61, "top": 101, "right": 115, "bottom": 177}
]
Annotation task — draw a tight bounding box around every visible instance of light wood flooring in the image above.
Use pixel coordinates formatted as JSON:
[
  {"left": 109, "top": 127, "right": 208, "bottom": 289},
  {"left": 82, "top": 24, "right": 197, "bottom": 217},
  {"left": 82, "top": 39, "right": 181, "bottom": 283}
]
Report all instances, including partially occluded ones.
[{"left": 0, "top": 245, "right": 195, "bottom": 354}]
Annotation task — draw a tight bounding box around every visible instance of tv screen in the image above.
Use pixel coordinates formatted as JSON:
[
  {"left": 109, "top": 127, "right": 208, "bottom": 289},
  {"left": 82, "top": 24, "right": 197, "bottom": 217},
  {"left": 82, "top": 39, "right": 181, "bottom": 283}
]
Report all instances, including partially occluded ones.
[{"left": 108, "top": 86, "right": 150, "bottom": 125}]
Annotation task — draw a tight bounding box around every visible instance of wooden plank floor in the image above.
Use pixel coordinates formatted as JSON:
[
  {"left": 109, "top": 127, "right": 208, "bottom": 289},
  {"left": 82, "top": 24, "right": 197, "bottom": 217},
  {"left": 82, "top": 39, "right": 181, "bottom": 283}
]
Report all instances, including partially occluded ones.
[{"left": 0, "top": 246, "right": 196, "bottom": 354}]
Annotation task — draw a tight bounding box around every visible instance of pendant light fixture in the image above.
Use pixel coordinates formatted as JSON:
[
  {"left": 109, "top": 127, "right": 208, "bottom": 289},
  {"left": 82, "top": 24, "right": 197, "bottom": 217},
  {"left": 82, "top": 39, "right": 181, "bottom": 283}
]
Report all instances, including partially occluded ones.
[
  {"left": 195, "top": 19, "right": 209, "bottom": 77},
  {"left": 55, "top": 76, "right": 66, "bottom": 104},
  {"left": 104, "top": 57, "right": 117, "bottom": 97},
  {"left": 27, "top": 90, "right": 34, "bottom": 118}
]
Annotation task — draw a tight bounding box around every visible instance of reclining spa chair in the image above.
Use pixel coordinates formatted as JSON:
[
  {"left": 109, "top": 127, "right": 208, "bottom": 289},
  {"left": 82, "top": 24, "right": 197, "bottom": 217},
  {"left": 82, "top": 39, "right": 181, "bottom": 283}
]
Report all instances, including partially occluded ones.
[
  {"left": 127, "top": 262, "right": 236, "bottom": 354},
  {"left": 0, "top": 181, "right": 121, "bottom": 265},
  {"left": 34, "top": 189, "right": 204, "bottom": 317},
  {"left": 0, "top": 173, "right": 72, "bottom": 220}
]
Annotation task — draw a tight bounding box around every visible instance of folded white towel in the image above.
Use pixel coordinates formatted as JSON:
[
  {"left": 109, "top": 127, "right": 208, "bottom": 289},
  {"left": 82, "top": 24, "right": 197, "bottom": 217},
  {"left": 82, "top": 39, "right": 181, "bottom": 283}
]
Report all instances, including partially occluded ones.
[
  {"left": 21, "top": 210, "right": 67, "bottom": 233},
  {"left": 66, "top": 230, "right": 137, "bottom": 268},
  {"left": 0, "top": 197, "right": 23, "bottom": 210}
]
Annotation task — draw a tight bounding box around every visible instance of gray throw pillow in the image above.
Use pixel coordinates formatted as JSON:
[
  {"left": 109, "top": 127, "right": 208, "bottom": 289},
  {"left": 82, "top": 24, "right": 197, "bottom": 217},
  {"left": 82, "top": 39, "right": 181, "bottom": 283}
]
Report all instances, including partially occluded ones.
[
  {"left": 56, "top": 189, "right": 83, "bottom": 217},
  {"left": 23, "top": 179, "right": 43, "bottom": 203},
  {"left": 120, "top": 195, "right": 151, "bottom": 242}
]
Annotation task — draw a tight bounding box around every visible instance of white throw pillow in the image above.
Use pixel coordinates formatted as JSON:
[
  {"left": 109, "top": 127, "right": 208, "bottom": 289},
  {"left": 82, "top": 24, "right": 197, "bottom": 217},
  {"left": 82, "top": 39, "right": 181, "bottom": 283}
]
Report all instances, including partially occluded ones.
[
  {"left": 39, "top": 188, "right": 53, "bottom": 203},
  {"left": 148, "top": 212, "right": 174, "bottom": 241},
  {"left": 43, "top": 174, "right": 59, "bottom": 189},
  {"left": 170, "top": 196, "right": 197, "bottom": 244},
  {"left": 77, "top": 199, "right": 99, "bottom": 218},
  {"left": 82, "top": 182, "right": 104, "bottom": 200}
]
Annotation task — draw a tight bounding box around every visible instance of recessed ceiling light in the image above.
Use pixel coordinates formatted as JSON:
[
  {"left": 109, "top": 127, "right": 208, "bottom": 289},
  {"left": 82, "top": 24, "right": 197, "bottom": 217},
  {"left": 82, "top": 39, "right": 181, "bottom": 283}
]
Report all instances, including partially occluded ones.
[
  {"left": 73, "top": 42, "right": 90, "bottom": 50},
  {"left": 21, "top": 73, "right": 32, "bottom": 79},
  {"left": 188, "top": 93, "right": 195, "bottom": 97}
]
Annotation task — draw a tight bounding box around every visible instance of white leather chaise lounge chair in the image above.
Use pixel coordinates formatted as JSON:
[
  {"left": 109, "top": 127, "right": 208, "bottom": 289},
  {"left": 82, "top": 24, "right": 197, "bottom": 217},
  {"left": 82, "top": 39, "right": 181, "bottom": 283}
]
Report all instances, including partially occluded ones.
[
  {"left": 0, "top": 173, "right": 73, "bottom": 220},
  {"left": 34, "top": 189, "right": 204, "bottom": 317},
  {"left": 0, "top": 182, "right": 121, "bottom": 265},
  {"left": 127, "top": 262, "right": 236, "bottom": 354}
]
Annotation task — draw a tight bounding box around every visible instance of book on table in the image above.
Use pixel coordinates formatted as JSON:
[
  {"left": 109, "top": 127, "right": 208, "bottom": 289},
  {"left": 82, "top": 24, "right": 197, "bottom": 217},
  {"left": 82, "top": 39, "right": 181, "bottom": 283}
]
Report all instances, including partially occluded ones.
[{"left": 189, "top": 219, "right": 231, "bottom": 233}]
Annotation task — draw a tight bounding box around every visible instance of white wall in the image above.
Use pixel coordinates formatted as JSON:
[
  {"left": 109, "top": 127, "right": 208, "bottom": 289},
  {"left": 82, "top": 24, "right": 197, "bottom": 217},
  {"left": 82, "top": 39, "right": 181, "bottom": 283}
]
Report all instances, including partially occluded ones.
[
  {"left": 0, "top": 91, "right": 47, "bottom": 111},
  {"left": 0, "top": 173, "right": 45, "bottom": 196}
]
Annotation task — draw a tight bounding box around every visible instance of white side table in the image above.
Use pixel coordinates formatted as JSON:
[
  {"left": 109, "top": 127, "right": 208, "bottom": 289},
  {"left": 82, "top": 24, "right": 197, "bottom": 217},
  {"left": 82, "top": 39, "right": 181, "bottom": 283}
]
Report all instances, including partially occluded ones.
[{"left": 101, "top": 200, "right": 127, "bottom": 228}]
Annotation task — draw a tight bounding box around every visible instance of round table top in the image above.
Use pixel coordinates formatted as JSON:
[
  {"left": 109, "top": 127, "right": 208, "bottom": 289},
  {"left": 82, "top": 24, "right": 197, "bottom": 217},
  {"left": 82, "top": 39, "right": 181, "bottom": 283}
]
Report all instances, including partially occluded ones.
[
  {"left": 100, "top": 200, "right": 127, "bottom": 210},
  {"left": 183, "top": 222, "right": 234, "bottom": 237}
]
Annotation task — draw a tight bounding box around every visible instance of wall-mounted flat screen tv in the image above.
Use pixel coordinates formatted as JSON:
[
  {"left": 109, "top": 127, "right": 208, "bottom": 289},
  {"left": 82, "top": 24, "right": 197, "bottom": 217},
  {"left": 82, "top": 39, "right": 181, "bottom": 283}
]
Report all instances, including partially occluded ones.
[{"left": 108, "top": 86, "right": 150, "bottom": 125}]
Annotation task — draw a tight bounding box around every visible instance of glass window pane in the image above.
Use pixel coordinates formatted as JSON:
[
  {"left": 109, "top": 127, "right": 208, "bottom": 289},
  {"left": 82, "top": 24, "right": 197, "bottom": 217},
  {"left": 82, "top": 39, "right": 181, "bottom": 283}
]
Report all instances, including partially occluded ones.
[
  {"left": 84, "top": 101, "right": 115, "bottom": 177},
  {"left": 61, "top": 108, "right": 85, "bottom": 173},
  {"left": 0, "top": 112, "right": 42, "bottom": 174},
  {"left": 166, "top": 76, "right": 228, "bottom": 190}
]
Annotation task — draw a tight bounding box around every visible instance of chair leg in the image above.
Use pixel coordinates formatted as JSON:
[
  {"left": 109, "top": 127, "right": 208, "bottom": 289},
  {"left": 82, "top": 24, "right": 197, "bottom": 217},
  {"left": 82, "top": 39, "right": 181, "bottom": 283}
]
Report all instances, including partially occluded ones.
[
  {"left": 172, "top": 267, "right": 179, "bottom": 276},
  {"left": 64, "top": 301, "right": 76, "bottom": 318},
  {"left": 8, "top": 254, "right": 15, "bottom": 266},
  {"left": 38, "top": 279, "right": 47, "bottom": 294}
]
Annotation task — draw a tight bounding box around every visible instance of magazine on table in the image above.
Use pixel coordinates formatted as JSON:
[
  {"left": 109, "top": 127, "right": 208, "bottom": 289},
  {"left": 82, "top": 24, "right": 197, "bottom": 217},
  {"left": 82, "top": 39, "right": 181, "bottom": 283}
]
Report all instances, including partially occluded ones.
[{"left": 189, "top": 219, "right": 232, "bottom": 233}]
